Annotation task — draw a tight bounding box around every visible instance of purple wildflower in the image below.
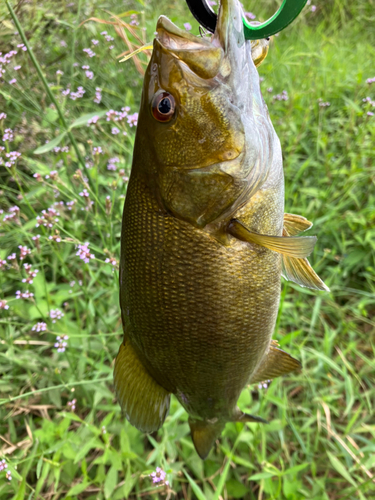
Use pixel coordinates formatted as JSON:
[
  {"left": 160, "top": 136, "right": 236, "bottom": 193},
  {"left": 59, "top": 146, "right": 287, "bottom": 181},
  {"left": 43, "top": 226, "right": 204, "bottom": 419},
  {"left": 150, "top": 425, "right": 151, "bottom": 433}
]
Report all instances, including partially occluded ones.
[
  {"left": 94, "top": 87, "right": 102, "bottom": 104},
  {"left": 22, "top": 263, "right": 39, "bottom": 284},
  {"left": 15, "top": 290, "right": 34, "bottom": 299},
  {"left": 88, "top": 115, "right": 100, "bottom": 125},
  {"left": 93, "top": 146, "right": 103, "bottom": 155},
  {"left": 56, "top": 70, "right": 64, "bottom": 76},
  {"left": 36, "top": 207, "right": 60, "bottom": 228},
  {"left": 111, "top": 127, "right": 120, "bottom": 135},
  {"left": 76, "top": 242, "right": 95, "bottom": 263},
  {"left": 184, "top": 23, "right": 192, "bottom": 31},
  {"left": 0, "top": 459, "right": 7, "bottom": 471},
  {"left": 127, "top": 112, "right": 138, "bottom": 127},
  {"left": 19, "top": 245, "right": 31, "bottom": 260},
  {"left": 149, "top": 467, "right": 169, "bottom": 486},
  {"left": 245, "top": 12, "right": 256, "bottom": 20},
  {"left": 3, "top": 128, "right": 14, "bottom": 142},
  {"left": 32, "top": 322, "right": 47, "bottom": 332},
  {"left": 83, "top": 48, "right": 96, "bottom": 58},
  {"left": 92, "top": 39, "right": 99, "bottom": 46},
  {"left": 0, "top": 300, "right": 9, "bottom": 310},
  {"left": 50, "top": 309, "right": 64, "bottom": 323},
  {"left": 67, "top": 398, "right": 76, "bottom": 411},
  {"left": 54, "top": 335, "right": 68, "bottom": 352}
]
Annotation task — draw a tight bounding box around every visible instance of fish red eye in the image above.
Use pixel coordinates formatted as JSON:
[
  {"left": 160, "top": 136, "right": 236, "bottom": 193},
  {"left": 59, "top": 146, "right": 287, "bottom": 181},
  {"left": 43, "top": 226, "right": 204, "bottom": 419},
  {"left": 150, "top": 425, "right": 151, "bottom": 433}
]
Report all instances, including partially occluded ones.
[{"left": 151, "top": 92, "right": 175, "bottom": 122}]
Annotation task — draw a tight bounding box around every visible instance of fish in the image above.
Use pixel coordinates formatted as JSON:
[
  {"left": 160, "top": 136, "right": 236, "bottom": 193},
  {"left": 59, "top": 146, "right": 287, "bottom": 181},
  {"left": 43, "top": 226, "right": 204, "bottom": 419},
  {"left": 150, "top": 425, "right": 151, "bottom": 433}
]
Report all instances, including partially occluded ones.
[{"left": 114, "top": 0, "right": 329, "bottom": 459}]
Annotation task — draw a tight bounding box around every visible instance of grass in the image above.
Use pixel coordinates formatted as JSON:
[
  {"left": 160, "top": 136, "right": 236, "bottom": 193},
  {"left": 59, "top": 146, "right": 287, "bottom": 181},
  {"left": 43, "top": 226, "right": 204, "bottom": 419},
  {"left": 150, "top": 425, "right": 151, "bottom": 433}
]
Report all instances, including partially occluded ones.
[{"left": 0, "top": 0, "right": 374, "bottom": 499}]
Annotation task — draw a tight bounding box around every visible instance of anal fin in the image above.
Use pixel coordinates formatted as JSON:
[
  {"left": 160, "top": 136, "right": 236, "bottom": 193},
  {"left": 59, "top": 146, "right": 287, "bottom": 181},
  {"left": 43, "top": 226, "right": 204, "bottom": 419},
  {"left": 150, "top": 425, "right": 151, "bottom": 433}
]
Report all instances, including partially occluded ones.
[
  {"left": 228, "top": 219, "right": 316, "bottom": 258},
  {"left": 114, "top": 342, "right": 170, "bottom": 433},
  {"left": 250, "top": 344, "right": 302, "bottom": 385},
  {"left": 188, "top": 418, "right": 225, "bottom": 460}
]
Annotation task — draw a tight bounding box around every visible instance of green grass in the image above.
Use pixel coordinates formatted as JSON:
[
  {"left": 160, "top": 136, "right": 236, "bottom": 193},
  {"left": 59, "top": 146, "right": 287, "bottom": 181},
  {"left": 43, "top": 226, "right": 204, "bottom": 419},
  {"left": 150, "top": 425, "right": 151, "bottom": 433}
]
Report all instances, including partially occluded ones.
[{"left": 0, "top": 0, "right": 374, "bottom": 499}]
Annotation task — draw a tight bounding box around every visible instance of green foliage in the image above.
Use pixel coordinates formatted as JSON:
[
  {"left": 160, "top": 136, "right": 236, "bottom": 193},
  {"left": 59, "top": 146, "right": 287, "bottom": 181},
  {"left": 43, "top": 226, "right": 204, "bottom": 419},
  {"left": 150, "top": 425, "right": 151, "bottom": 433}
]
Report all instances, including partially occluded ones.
[{"left": 0, "top": 0, "right": 374, "bottom": 499}]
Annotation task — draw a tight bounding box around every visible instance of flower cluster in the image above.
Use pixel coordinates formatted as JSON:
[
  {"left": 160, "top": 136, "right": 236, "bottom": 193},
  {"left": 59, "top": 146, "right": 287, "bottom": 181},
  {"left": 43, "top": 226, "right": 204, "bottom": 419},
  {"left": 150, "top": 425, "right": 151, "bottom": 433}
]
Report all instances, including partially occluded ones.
[
  {"left": 245, "top": 12, "right": 256, "bottom": 20},
  {"left": 76, "top": 243, "right": 95, "bottom": 263},
  {"left": 272, "top": 90, "right": 289, "bottom": 102},
  {"left": 83, "top": 48, "right": 96, "bottom": 58},
  {"left": 94, "top": 87, "right": 102, "bottom": 104},
  {"left": 0, "top": 300, "right": 9, "bottom": 310},
  {"left": 2, "top": 128, "right": 14, "bottom": 142},
  {"left": 16, "top": 290, "right": 34, "bottom": 299},
  {"left": 1, "top": 150, "right": 21, "bottom": 168},
  {"left": 0, "top": 459, "right": 8, "bottom": 471},
  {"left": 19, "top": 245, "right": 31, "bottom": 260},
  {"left": 36, "top": 207, "right": 60, "bottom": 228},
  {"left": 149, "top": 467, "right": 169, "bottom": 486},
  {"left": 105, "top": 257, "right": 118, "bottom": 268},
  {"left": 54, "top": 335, "right": 69, "bottom": 352},
  {"left": 88, "top": 115, "right": 100, "bottom": 125},
  {"left": 67, "top": 398, "right": 76, "bottom": 411},
  {"left": 2, "top": 206, "right": 20, "bottom": 223},
  {"left": 70, "top": 86, "right": 85, "bottom": 100},
  {"left": 130, "top": 14, "right": 139, "bottom": 26},
  {"left": 367, "top": 77, "right": 375, "bottom": 84},
  {"left": 32, "top": 322, "right": 47, "bottom": 332},
  {"left": 127, "top": 113, "right": 138, "bottom": 127},
  {"left": 50, "top": 309, "right": 64, "bottom": 323},
  {"left": 318, "top": 98, "right": 331, "bottom": 107},
  {"left": 107, "top": 157, "right": 120, "bottom": 170},
  {"left": 22, "top": 263, "right": 39, "bottom": 284}
]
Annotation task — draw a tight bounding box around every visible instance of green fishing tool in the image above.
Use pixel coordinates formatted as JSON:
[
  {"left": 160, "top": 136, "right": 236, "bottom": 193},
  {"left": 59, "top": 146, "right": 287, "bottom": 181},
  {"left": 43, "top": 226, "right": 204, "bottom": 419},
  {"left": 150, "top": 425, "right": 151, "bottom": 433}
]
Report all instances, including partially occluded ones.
[{"left": 185, "top": 0, "right": 308, "bottom": 40}]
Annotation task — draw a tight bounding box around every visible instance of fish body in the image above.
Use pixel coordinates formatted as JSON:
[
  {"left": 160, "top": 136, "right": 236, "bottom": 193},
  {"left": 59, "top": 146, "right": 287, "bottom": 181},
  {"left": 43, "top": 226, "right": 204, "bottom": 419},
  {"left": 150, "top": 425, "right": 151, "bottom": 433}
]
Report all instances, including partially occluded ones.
[{"left": 115, "top": 0, "right": 328, "bottom": 459}]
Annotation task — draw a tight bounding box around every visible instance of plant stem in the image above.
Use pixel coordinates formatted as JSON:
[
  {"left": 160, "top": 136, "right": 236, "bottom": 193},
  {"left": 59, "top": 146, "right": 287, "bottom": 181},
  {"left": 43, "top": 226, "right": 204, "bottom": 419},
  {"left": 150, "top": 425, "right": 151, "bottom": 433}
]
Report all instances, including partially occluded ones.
[{"left": 5, "top": 0, "right": 96, "bottom": 195}]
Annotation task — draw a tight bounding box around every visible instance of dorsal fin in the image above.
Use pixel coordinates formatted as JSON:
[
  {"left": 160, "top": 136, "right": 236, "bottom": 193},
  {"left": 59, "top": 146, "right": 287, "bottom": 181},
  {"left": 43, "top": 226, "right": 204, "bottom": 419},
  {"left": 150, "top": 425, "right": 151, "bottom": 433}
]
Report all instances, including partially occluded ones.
[
  {"left": 282, "top": 215, "right": 330, "bottom": 291},
  {"left": 283, "top": 213, "right": 313, "bottom": 235}
]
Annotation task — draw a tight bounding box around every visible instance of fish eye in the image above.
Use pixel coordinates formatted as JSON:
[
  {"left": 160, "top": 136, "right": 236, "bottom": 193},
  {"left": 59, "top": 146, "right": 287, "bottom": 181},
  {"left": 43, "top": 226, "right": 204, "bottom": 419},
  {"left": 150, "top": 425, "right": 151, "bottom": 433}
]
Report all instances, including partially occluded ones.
[{"left": 151, "top": 92, "right": 176, "bottom": 122}]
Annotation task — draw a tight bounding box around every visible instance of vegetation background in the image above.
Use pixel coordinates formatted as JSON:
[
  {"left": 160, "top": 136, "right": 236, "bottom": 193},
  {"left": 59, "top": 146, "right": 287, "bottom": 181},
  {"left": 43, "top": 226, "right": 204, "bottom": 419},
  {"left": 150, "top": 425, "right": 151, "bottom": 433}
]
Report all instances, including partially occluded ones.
[{"left": 0, "top": 0, "right": 374, "bottom": 498}]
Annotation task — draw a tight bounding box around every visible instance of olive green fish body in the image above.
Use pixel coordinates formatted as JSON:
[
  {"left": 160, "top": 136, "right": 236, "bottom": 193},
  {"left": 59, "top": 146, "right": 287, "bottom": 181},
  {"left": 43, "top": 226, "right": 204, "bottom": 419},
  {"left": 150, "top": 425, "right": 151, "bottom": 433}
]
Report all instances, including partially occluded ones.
[
  {"left": 121, "top": 162, "right": 283, "bottom": 421},
  {"left": 115, "top": 0, "right": 328, "bottom": 458}
]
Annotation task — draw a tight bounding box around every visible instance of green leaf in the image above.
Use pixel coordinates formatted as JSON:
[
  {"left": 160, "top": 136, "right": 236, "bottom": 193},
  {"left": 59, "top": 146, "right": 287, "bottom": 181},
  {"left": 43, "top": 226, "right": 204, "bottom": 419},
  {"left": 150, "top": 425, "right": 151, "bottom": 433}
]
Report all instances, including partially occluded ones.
[
  {"left": 13, "top": 477, "right": 26, "bottom": 500},
  {"left": 226, "top": 478, "right": 249, "bottom": 499},
  {"left": 326, "top": 452, "right": 357, "bottom": 487},
  {"left": 104, "top": 465, "right": 118, "bottom": 499},
  {"left": 183, "top": 470, "right": 206, "bottom": 500},
  {"left": 249, "top": 472, "right": 276, "bottom": 480},
  {"left": 213, "top": 456, "right": 232, "bottom": 500},
  {"left": 66, "top": 479, "right": 90, "bottom": 496},
  {"left": 283, "top": 462, "right": 309, "bottom": 476},
  {"left": 33, "top": 132, "right": 67, "bottom": 154},
  {"left": 36, "top": 455, "right": 43, "bottom": 479}
]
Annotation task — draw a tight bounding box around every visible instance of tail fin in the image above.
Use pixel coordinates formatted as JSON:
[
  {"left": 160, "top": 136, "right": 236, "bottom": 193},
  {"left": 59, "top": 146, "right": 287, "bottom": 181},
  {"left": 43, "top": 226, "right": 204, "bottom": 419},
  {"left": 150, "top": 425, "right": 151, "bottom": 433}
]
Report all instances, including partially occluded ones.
[
  {"left": 114, "top": 342, "right": 170, "bottom": 433},
  {"left": 189, "top": 418, "right": 225, "bottom": 460}
]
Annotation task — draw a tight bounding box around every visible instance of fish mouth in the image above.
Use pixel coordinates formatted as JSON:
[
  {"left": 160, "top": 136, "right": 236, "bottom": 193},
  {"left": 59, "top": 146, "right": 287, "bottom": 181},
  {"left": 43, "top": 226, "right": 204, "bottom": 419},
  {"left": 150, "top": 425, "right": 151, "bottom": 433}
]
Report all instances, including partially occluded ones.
[{"left": 155, "top": 0, "right": 245, "bottom": 79}]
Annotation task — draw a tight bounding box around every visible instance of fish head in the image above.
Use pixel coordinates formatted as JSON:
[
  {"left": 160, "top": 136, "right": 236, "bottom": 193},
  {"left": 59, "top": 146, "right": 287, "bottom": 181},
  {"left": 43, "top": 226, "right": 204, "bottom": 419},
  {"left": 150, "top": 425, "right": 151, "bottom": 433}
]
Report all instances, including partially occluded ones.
[{"left": 134, "top": 0, "right": 277, "bottom": 228}]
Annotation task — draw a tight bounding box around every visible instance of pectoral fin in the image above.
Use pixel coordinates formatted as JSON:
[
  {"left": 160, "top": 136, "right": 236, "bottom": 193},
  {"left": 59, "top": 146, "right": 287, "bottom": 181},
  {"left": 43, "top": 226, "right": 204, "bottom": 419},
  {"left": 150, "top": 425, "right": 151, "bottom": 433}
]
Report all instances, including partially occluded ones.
[
  {"left": 189, "top": 418, "right": 225, "bottom": 460},
  {"left": 228, "top": 219, "right": 316, "bottom": 258},
  {"left": 114, "top": 342, "right": 170, "bottom": 433},
  {"left": 250, "top": 344, "right": 301, "bottom": 384},
  {"left": 283, "top": 213, "right": 313, "bottom": 235}
]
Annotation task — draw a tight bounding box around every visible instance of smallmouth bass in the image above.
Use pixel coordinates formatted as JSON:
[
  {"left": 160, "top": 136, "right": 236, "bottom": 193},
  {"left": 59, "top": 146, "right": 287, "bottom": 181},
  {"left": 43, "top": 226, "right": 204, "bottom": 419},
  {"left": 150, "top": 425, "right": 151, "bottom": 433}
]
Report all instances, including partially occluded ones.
[{"left": 114, "top": 0, "right": 329, "bottom": 459}]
